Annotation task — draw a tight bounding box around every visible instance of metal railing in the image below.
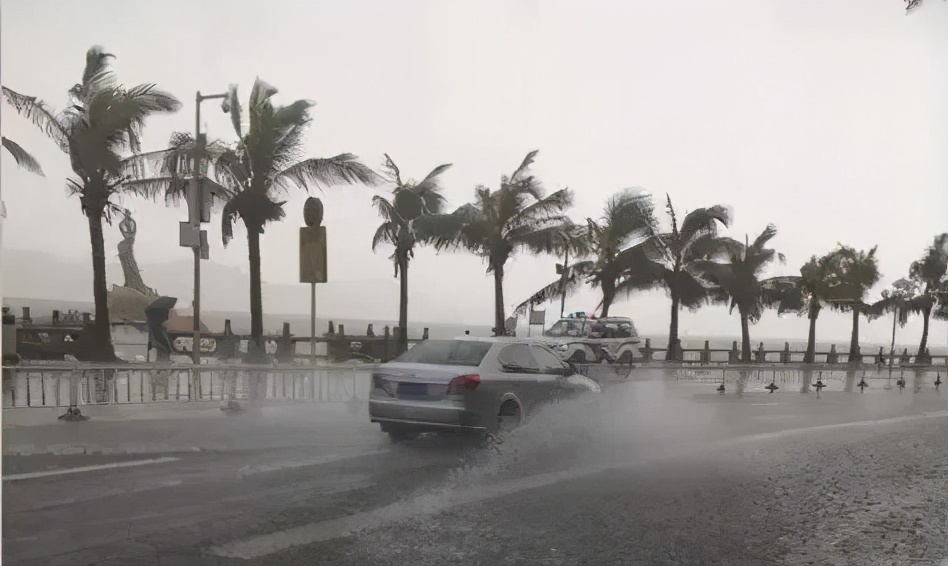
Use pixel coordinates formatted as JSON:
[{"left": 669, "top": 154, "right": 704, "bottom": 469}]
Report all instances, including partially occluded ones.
[{"left": 2, "top": 364, "right": 372, "bottom": 409}]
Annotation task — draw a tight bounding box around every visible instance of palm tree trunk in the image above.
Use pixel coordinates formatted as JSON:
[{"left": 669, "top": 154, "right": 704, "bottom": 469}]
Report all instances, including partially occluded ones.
[
  {"left": 848, "top": 307, "right": 860, "bottom": 364},
  {"left": 397, "top": 254, "right": 409, "bottom": 353},
  {"left": 600, "top": 279, "right": 615, "bottom": 317},
  {"left": 668, "top": 293, "right": 681, "bottom": 362},
  {"left": 83, "top": 209, "right": 116, "bottom": 362},
  {"left": 247, "top": 228, "right": 265, "bottom": 357},
  {"left": 739, "top": 308, "right": 751, "bottom": 362},
  {"left": 917, "top": 306, "right": 931, "bottom": 359},
  {"left": 804, "top": 310, "right": 818, "bottom": 364},
  {"left": 493, "top": 265, "right": 505, "bottom": 336},
  {"left": 888, "top": 308, "right": 897, "bottom": 376}
]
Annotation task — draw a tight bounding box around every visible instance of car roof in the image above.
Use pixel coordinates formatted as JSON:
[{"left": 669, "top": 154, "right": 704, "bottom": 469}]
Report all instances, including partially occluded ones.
[{"left": 448, "top": 336, "right": 550, "bottom": 346}]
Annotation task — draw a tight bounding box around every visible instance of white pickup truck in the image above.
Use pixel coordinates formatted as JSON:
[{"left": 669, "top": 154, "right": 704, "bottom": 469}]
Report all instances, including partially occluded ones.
[{"left": 539, "top": 314, "right": 642, "bottom": 365}]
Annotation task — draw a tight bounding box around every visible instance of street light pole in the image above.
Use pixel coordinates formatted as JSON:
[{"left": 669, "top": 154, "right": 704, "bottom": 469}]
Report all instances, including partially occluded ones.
[{"left": 191, "top": 91, "right": 228, "bottom": 366}]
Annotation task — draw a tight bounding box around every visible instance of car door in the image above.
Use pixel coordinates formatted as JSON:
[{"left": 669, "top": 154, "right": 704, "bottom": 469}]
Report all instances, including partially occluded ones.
[
  {"left": 491, "top": 343, "right": 543, "bottom": 416},
  {"left": 531, "top": 344, "right": 571, "bottom": 403}
]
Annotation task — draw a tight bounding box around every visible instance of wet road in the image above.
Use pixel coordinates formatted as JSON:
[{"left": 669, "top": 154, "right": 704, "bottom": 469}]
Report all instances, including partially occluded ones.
[{"left": 3, "top": 368, "right": 947, "bottom": 565}]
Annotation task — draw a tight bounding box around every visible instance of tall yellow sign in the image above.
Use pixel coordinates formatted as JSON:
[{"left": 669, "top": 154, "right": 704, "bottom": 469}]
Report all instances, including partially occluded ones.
[{"left": 300, "top": 226, "right": 328, "bottom": 284}]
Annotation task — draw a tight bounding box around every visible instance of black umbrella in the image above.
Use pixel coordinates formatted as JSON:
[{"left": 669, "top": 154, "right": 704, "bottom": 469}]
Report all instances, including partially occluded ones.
[
  {"left": 145, "top": 296, "right": 178, "bottom": 361},
  {"left": 145, "top": 296, "right": 178, "bottom": 322}
]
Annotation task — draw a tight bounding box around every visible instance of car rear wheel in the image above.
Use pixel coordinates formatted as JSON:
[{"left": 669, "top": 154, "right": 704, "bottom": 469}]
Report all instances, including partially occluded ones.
[{"left": 382, "top": 425, "right": 420, "bottom": 443}]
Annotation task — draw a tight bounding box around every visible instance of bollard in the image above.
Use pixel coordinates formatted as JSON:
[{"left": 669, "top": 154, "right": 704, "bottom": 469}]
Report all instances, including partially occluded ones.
[
  {"left": 700, "top": 340, "right": 710, "bottom": 364},
  {"left": 781, "top": 342, "right": 791, "bottom": 364},
  {"left": 58, "top": 365, "right": 89, "bottom": 421}
]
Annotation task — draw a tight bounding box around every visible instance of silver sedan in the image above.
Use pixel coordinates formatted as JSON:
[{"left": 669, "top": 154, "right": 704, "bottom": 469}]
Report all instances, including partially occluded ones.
[{"left": 368, "top": 337, "right": 602, "bottom": 442}]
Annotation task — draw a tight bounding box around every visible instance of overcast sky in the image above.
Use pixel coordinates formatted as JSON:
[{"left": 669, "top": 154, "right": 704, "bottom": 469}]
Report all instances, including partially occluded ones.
[{"left": 1, "top": 0, "right": 946, "bottom": 345}]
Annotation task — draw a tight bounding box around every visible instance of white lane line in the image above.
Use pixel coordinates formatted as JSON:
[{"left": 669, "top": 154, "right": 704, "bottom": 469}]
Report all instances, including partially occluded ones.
[
  {"left": 2, "top": 457, "right": 180, "bottom": 481},
  {"left": 237, "top": 449, "right": 391, "bottom": 477},
  {"left": 208, "top": 410, "right": 948, "bottom": 560}
]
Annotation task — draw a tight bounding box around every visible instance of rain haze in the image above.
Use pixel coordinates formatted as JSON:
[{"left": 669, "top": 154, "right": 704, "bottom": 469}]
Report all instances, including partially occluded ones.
[
  {"left": 3, "top": 2, "right": 948, "bottom": 565},
  {"left": 2, "top": 0, "right": 947, "bottom": 345}
]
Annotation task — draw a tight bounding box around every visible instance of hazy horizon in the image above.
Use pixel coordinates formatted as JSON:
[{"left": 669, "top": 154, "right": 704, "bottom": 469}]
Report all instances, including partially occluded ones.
[{"left": 2, "top": 0, "right": 947, "bottom": 349}]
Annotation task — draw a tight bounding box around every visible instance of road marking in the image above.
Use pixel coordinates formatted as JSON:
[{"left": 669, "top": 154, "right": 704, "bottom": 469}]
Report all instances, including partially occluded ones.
[
  {"left": 237, "top": 449, "right": 391, "bottom": 477},
  {"left": 2, "top": 457, "right": 180, "bottom": 481},
  {"left": 208, "top": 410, "right": 948, "bottom": 560}
]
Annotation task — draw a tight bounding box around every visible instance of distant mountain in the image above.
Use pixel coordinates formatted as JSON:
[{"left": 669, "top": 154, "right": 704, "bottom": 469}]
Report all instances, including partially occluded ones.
[{"left": 2, "top": 248, "right": 399, "bottom": 318}]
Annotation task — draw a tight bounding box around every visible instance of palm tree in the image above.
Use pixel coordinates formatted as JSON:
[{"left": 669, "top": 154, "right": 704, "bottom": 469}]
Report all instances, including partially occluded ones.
[
  {"left": 868, "top": 278, "right": 920, "bottom": 371},
  {"left": 780, "top": 249, "right": 855, "bottom": 363},
  {"left": 210, "top": 79, "right": 380, "bottom": 358},
  {"left": 372, "top": 155, "right": 451, "bottom": 353},
  {"left": 694, "top": 225, "right": 798, "bottom": 362},
  {"left": 824, "top": 245, "right": 881, "bottom": 364},
  {"left": 2, "top": 47, "right": 181, "bottom": 361},
  {"left": 625, "top": 195, "right": 731, "bottom": 361},
  {"left": 908, "top": 233, "right": 948, "bottom": 359},
  {"left": 423, "top": 150, "right": 573, "bottom": 336},
  {"left": 513, "top": 189, "right": 656, "bottom": 319}
]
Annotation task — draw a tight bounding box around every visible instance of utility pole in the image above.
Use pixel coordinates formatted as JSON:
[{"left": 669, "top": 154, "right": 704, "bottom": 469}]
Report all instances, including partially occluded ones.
[{"left": 183, "top": 90, "right": 227, "bottom": 365}]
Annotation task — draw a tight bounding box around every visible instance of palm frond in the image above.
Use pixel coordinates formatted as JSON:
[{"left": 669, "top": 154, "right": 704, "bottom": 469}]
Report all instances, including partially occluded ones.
[
  {"left": 678, "top": 204, "right": 731, "bottom": 244},
  {"left": 221, "top": 84, "right": 242, "bottom": 137},
  {"left": 512, "top": 267, "right": 589, "bottom": 317},
  {"left": 510, "top": 149, "right": 539, "bottom": 184},
  {"left": 372, "top": 195, "right": 399, "bottom": 222},
  {"left": 275, "top": 153, "right": 383, "bottom": 193},
  {"left": 1, "top": 137, "right": 45, "bottom": 176},
  {"left": 381, "top": 153, "right": 403, "bottom": 186},
  {"left": 507, "top": 188, "right": 573, "bottom": 232},
  {"left": 751, "top": 224, "right": 779, "bottom": 250},
  {"left": 2, "top": 86, "right": 68, "bottom": 150},
  {"left": 372, "top": 221, "right": 397, "bottom": 253}
]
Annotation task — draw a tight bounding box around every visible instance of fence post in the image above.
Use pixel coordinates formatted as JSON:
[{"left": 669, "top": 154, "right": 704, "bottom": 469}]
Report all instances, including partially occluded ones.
[
  {"left": 275, "top": 322, "right": 294, "bottom": 364},
  {"left": 384, "top": 325, "right": 391, "bottom": 362},
  {"left": 728, "top": 341, "right": 739, "bottom": 363},
  {"left": 827, "top": 344, "right": 838, "bottom": 364},
  {"left": 641, "top": 338, "right": 654, "bottom": 362}
]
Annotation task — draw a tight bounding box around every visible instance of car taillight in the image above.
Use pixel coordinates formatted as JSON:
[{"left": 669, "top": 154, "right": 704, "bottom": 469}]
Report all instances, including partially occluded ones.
[{"left": 446, "top": 374, "right": 480, "bottom": 395}]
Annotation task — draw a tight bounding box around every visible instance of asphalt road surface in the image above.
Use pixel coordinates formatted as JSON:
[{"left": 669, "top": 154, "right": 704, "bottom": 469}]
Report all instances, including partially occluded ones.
[{"left": 3, "top": 369, "right": 947, "bottom": 565}]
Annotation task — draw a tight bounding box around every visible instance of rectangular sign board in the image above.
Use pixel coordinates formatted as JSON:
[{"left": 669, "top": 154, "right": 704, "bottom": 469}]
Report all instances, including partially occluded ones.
[{"left": 300, "top": 226, "right": 328, "bottom": 284}]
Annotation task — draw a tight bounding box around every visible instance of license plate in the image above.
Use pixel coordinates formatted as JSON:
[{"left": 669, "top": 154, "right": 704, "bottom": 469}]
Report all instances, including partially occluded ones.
[{"left": 397, "top": 383, "right": 427, "bottom": 396}]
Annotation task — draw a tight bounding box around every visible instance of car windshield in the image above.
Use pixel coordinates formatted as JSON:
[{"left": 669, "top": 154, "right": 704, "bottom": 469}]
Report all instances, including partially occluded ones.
[{"left": 392, "top": 340, "right": 493, "bottom": 366}]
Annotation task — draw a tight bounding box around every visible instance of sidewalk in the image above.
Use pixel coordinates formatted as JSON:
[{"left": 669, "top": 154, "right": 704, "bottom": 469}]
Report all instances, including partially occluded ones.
[{"left": 2, "top": 401, "right": 384, "bottom": 456}]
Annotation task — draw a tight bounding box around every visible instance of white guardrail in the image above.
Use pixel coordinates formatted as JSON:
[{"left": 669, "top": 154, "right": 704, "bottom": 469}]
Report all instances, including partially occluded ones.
[{"left": 2, "top": 364, "right": 374, "bottom": 408}]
